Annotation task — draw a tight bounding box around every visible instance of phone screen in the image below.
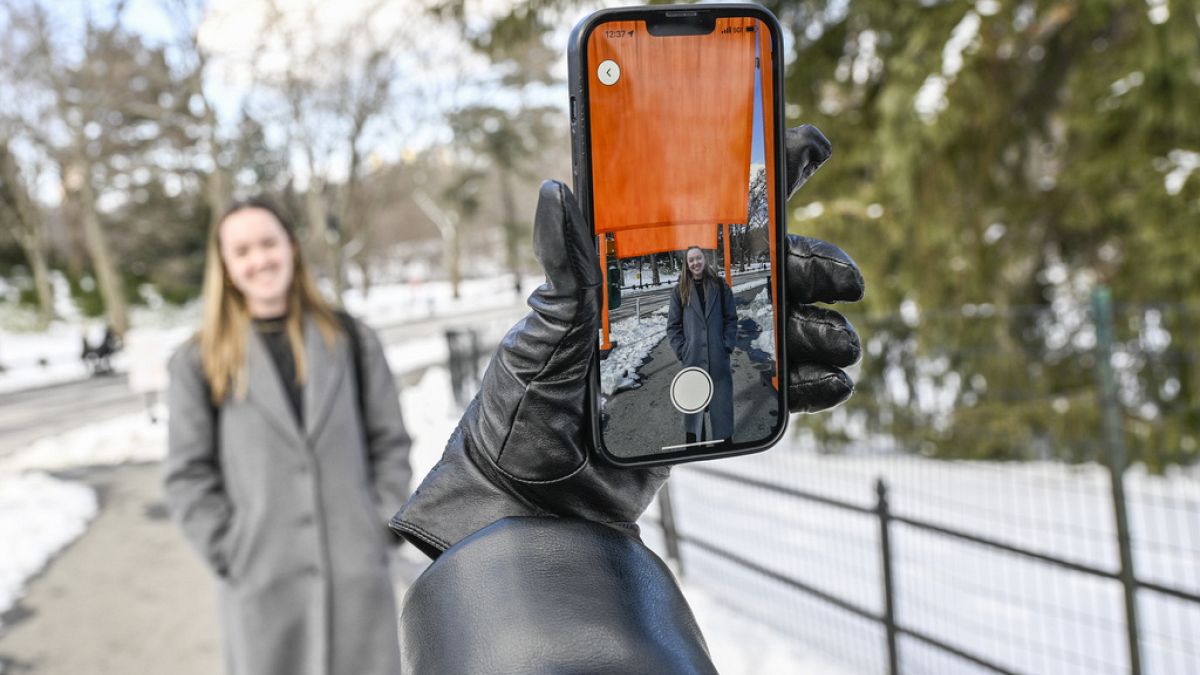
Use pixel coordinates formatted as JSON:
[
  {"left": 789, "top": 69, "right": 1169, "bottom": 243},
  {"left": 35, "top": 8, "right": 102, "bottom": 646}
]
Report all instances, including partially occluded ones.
[{"left": 582, "top": 15, "right": 783, "bottom": 461}]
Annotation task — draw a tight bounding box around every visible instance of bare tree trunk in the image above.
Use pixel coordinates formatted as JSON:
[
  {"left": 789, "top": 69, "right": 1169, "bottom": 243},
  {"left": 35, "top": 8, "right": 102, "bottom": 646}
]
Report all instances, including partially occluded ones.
[
  {"left": 75, "top": 156, "right": 128, "bottom": 335},
  {"left": 413, "top": 189, "right": 460, "bottom": 300},
  {"left": 12, "top": 222, "right": 55, "bottom": 326},
  {"left": 0, "top": 145, "right": 55, "bottom": 326},
  {"left": 26, "top": 241, "right": 54, "bottom": 325},
  {"left": 203, "top": 112, "right": 230, "bottom": 231},
  {"left": 448, "top": 227, "right": 461, "bottom": 300},
  {"left": 205, "top": 167, "right": 228, "bottom": 225},
  {"left": 356, "top": 258, "right": 372, "bottom": 299},
  {"left": 334, "top": 136, "right": 365, "bottom": 302},
  {"left": 304, "top": 179, "right": 332, "bottom": 285}
]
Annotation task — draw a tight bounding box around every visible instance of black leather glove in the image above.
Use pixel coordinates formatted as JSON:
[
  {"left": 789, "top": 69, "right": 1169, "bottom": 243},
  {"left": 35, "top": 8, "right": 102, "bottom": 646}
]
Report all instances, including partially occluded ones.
[
  {"left": 390, "top": 125, "right": 864, "bottom": 558},
  {"left": 782, "top": 125, "right": 864, "bottom": 412}
]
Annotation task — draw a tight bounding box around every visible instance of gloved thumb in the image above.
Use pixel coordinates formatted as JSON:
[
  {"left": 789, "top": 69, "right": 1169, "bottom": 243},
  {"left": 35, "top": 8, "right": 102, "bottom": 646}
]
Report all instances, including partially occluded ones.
[
  {"left": 469, "top": 180, "right": 599, "bottom": 482},
  {"left": 529, "top": 180, "right": 602, "bottom": 317},
  {"left": 785, "top": 125, "right": 832, "bottom": 199}
]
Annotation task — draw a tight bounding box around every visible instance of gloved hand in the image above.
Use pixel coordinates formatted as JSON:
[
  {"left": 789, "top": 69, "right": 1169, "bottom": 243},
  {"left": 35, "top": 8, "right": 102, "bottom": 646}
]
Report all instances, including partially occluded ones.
[{"left": 390, "top": 125, "right": 864, "bottom": 558}]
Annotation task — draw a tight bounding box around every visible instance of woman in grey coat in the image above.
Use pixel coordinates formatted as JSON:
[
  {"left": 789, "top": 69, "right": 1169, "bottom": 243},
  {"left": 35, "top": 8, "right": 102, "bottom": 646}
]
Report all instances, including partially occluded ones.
[
  {"left": 666, "top": 245, "right": 739, "bottom": 443},
  {"left": 164, "top": 198, "right": 411, "bottom": 675}
]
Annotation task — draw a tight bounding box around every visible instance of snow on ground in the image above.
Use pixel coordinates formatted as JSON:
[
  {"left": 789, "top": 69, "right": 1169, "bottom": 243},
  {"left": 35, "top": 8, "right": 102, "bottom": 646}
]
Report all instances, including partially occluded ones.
[
  {"left": 0, "top": 322, "right": 126, "bottom": 395},
  {"left": 731, "top": 277, "right": 768, "bottom": 294},
  {"left": 640, "top": 450, "right": 1200, "bottom": 675},
  {"left": 0, "top": 363, "right": 461, "bottom": 630},
  {"left": 621, "top": 263, "right": 679, "bottom": 289},
  {"left": 0, "top": 410, "right": 166, "bottom": 627},
  {"left": 0, "top": 274, "right": 202, "bottom": 394},
  {"left": 341, "top": 274, "right": 543, "bottom": 326},
  {"left": 622, "top": 266, "right": 769, "bottom": 298},
  {"left": 0, "top": 473, "right": 95, "bottom": 629},
  {"left": 746, "top": 288, "right": 775, "bottom": 354},
  {"left": 386, "top": 336, "right": 448, "bottom": 379},
  {"left": 398, "top": 367, "right": 462, "bottom": 484},
  {"left": 683, "top": 580, "right": 856, "bottom": 675},
  {"left": 599, "top": 307, "right": 669, "bottom": 397},
  {"left": 0, "top": 274, "right": 534, "bottom": 395},
  {"left": 0, "top": 339, "right": 466, "bottom": 627}
]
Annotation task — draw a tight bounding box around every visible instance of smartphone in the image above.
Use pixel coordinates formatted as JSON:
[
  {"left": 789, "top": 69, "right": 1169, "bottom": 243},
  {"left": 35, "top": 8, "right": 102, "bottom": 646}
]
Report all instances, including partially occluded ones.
[{"left": 569, "top": 4, "right": 788, "bottom": 466}]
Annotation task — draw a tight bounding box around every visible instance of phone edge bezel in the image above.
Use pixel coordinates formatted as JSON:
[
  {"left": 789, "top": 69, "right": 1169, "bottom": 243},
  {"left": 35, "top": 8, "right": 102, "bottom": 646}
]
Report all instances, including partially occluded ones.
[{"left": 569, "top": 3, "right": 790, "bottom": 468}]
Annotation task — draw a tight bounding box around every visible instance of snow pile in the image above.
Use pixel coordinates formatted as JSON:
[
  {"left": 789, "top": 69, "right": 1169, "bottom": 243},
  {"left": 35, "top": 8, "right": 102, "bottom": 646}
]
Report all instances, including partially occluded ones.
[
  {"left": 0, "top": 473, "right": 97, "bottom": 627},
  {"left": 3, "top": 412, "right": 167, "bottom": 474},
  {"left": 599, "top": 309, "right": 669, "bottom": 396},
  {"left": 342, "top": 274, "right": 542, "bottom": 326},
  {"left": 731, "top": 278, "right": 768, "bottom": 294},
  {"left": 621, "top": 263, "right": 679, "bottom": 289},
  {"left": 0, "top": 322, "right": 111, "bottom": 394},
  {"left": 385, "top": 337, "right": 449, "bottom": 379},
  {"left": 746, "top": 289, "right": 775, "bottom": 355},
  {"left": 398, "top": 366, "right": 462, "bottom": 485},
  {"left": 684, "top": 581, "right": 854, "bottom": 675},
  {"left": 0, "top": 273, "right": 530, "bottom": 397},
  {"left": 0, "top": 410, "right": 164, "bottom": 627}
]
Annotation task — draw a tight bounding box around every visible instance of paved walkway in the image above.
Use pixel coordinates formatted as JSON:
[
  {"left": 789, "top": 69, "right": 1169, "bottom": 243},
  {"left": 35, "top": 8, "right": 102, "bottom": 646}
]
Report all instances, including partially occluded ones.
[
  {"left": 603, "top": 285, "right": 782, "bottom": 458},
  {"left": 0, "top": 463, "right": 222, "bottom": 674},
  {"left": 0, "top": 462, "right": 421, "bottom": 674}
]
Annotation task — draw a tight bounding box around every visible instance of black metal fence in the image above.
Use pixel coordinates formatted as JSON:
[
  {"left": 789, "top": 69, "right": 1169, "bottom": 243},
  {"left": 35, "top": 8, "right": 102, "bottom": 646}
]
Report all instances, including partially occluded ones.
[{"left": 642, "top": 289, "right": 1200, "bottom": 674}]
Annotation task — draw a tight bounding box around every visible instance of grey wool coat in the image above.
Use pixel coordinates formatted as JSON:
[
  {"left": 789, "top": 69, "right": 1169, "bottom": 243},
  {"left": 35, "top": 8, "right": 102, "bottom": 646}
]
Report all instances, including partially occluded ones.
[
  {"left": 666, "top": 277, "right": 738, "bottom": 440},
  {"left": 164, "top": 316, "right": 411, "bottom": 675}
]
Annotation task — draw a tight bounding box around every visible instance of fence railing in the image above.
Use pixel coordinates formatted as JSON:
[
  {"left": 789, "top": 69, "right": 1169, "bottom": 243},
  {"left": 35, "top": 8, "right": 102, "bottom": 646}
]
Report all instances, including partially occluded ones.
[
  {"left": 650, "top": 462, "right": 1200, "bottom": 674},
  {"left": 642, "top": 288, "right": 1200, "bottom": 674}
]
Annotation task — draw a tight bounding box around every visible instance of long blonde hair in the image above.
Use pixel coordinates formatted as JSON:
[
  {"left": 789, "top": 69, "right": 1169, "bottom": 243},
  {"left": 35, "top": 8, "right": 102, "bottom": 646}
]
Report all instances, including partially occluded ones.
[
  {"left": 676, "top": 246, "right": 722, "bottom": 307},
  {"left": 199, "top": 198, "right": 340, "bottom": 406}
]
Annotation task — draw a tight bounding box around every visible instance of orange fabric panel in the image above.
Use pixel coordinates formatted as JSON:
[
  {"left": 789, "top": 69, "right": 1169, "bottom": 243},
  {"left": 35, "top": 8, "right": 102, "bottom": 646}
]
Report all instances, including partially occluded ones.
[
  {"left": 587, "top": 18, "right": 758, "bottom": 234},
  {"left": 613, "top": 223, "right": 717, "bottom": 258}
]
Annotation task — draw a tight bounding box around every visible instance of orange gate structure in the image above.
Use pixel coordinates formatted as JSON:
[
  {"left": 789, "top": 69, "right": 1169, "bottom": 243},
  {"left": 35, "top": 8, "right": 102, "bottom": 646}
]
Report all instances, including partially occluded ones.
[{"left": 587, "top": 18, "right": 778, "bottom": 378}]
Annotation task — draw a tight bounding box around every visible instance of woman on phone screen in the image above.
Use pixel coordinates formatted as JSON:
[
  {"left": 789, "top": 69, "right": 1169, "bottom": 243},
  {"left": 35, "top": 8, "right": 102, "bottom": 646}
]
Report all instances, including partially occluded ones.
[
  {"left": 666, "top": 245, "right": 738, "bottom": 444},
  {"left": 164, "top": 198, "right": 411, "bottom": 675}
]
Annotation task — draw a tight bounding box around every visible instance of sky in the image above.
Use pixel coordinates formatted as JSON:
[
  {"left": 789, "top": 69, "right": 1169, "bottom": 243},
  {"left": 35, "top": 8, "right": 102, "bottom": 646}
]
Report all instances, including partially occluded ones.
[{"left": 751, "top": 23, "right": 766, "bottom": 167}]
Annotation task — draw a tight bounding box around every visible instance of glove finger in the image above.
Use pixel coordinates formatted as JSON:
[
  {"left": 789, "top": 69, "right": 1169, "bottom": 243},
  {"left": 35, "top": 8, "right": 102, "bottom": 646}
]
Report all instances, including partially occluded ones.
[
  {"left": 530, "top": 180, "right": 602, "bottom": 316},
  {"left": 787, "top": 363, "right": 854, "bottom": 413},
  {"left": 471, "top": 180, "right": 598, "bottom": 482},
  {"left": 785, "top": 125, "right": 832, "bottom": 199},
  {"left": 786, "top": 304, "right": 861, "bottom": 369},
  {"left": 785, "top": 234, "right": 865, "bottom": 305}
]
